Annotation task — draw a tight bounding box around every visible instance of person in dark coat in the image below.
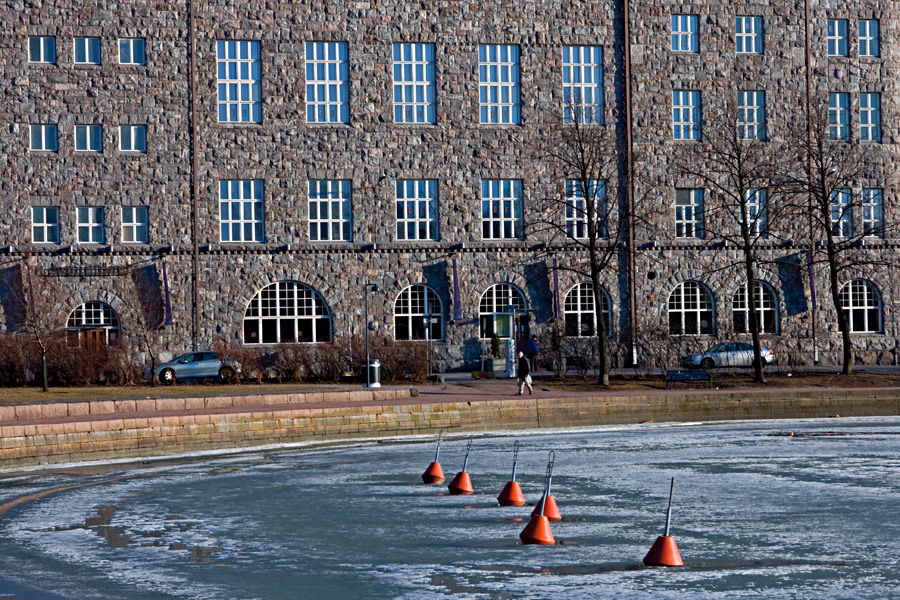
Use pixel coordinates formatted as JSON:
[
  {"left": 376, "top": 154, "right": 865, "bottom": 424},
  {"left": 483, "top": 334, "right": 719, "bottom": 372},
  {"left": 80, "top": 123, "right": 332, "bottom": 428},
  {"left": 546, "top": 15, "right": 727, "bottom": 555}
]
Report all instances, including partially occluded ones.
[
  {"left": 525, "top": 335, "right": 539, "bottom": 359},
  {"left": 516, "top": 351, "right": 533, "bottom": 396}
]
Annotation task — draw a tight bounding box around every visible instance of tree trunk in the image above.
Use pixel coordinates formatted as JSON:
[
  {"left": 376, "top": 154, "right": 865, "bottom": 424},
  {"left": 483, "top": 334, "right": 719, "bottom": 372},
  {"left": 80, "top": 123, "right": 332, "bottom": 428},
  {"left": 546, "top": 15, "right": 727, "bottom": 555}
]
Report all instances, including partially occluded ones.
[
  {"left": 741, "top": 233, "right": 765, "bottom": 384},
  {"left": 824, "top": 227, "right": 853, "bottom": 374},
  {"left": 40, "top": 346, "right": 48, "bottom": 392}
]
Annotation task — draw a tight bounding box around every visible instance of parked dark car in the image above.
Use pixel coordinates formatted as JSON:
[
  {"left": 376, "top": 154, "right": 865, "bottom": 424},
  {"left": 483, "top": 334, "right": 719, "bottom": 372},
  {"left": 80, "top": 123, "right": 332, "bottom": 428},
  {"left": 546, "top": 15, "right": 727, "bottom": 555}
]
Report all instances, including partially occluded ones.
[
  {"left": 682, "top": 342, "right": 775, "bottom": 369},
  {"left": 143, "top": 352, "right": 237, "bottom": 385}
]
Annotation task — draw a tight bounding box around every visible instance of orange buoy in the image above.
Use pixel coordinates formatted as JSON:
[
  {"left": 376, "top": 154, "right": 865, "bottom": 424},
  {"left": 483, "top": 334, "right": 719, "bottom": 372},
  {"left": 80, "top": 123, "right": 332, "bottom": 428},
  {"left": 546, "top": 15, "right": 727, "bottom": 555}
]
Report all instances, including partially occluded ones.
[
  {"left": 531, "top": 494, "right": 561, "bottom": 521},
  {"left": 448, "top": 470, "right": 474, "bottom": 495},
  {"left": 643, "top": 535, "right": 683, "bottom": 567},
  {"left": 422, "top": 461, "right": 445, "bottom": 484},
  {"left": 498, "top": 480, "right": 525, "bottom": 506},
  {"left": 519, "top": 514, "right": 555, "bottom": 545}
]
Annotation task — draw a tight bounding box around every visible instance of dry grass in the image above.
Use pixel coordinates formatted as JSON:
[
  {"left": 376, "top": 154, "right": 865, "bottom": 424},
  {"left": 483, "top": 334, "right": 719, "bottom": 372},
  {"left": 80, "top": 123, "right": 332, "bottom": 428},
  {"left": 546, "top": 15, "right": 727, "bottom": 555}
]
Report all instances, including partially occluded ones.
[{"left": 546, "top": 371, "right": 900, "bottom": 392}]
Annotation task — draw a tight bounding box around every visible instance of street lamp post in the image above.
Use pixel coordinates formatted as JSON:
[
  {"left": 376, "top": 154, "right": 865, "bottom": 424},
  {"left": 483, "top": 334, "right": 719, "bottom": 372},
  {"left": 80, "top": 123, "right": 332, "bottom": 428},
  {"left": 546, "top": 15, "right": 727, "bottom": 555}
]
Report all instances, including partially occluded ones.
[
  {"left": 364, "top": 282, "right": 380, "bottom": 388},
  {"left": 424, "top": 310, "right": 432, "bottom": 378}
]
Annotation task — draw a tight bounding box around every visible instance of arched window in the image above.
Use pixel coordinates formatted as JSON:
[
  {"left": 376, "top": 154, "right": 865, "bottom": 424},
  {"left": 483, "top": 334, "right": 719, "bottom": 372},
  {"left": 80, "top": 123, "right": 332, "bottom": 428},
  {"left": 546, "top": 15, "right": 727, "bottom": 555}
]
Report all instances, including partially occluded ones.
[
  {"left": 395, "top": 285, "right": 443, "bottom": 341},
  {"left": 564, "top": 282, "right": 612, "bottom": 337},
  {"left": 479, "top": 283, "right": 529, "bottom": 339},
  {"left": 66, "top": 301, "right": 120, "bottom": 346},
  {"left": 732, "top": 281, "right": 779, "bottom": 334},
  {"left": 243, "top": 281, "right": 333, "bottom": 344},
  {"left": 839, "top": 279, "right": 882, "bottom": 333},
  {"left": 668, "top": 281, "right": 714, "bottom": 335}
]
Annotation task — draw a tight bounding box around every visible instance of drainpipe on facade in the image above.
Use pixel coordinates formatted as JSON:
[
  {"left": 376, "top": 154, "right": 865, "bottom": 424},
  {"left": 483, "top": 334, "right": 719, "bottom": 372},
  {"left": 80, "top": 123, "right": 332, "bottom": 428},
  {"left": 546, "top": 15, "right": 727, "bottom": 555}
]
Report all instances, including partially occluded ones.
[
  {"left": 188, "top": 0, "right": 201, "bottom": 351},
  {"left": 804, "top": 0, "right": 819, "bottom": 364},
  {"left": 623, "top": 0, "right": 638, "bottom": 367}
]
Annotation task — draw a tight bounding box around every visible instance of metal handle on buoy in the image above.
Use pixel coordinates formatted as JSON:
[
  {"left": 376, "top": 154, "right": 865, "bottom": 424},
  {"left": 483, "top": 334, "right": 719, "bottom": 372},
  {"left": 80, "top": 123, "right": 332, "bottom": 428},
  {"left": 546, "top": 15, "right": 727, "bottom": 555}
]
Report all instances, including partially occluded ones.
[
  {"left": 539, "top": 450, "right": 555, "bottom": 517},
  {"left": 510, "top": 441, "right": 520, "bottom": 482},
  {"left": 434, "top": 432, "right": 442, "bottom": 463},
  {"left": 461, "top": 436, "right": 473, "bottom": 472},
  {"left": 663, "top": 477, "right": 674, "bottom": 537}
]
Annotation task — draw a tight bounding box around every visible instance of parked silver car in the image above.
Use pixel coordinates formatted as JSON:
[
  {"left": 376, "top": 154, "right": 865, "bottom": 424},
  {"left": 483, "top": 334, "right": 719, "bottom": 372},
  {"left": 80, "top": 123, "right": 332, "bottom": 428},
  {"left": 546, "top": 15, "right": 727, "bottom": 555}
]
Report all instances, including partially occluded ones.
[
  {"left": 682, "top": 342, "right": 775, "bottom": 369},
  {"left": 143, "top": 352, "right": 237, "bottom": 385}
]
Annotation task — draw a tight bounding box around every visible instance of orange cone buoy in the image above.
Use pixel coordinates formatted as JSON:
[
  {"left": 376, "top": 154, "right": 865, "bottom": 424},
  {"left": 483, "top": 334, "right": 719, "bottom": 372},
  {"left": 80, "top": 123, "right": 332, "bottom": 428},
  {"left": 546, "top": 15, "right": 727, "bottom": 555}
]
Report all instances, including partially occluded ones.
[
  {"left": 422, "top": 434, "right": 445, "bottom": 484},
  {"left": 531, "top": 494, "right": 561, "bottom": 521},
  {"left": 448, "top": 436, "right": 474, "bottom": 495},
  {"left": 498, "top": 441, "right": 526, "bottom": 506},
  {"left": 519, "top": 514, "right": 555, "bottom": 545},
  {"left": 643, "top": 477, "right": 684, "bottom": 567}
]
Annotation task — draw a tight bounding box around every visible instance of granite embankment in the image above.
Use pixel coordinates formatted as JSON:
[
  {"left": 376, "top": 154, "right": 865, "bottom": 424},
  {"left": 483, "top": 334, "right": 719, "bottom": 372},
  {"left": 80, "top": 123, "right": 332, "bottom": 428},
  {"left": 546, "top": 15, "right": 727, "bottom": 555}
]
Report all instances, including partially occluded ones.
[{"left": 2, "top": 383, "right": 899, "bottom": 471}]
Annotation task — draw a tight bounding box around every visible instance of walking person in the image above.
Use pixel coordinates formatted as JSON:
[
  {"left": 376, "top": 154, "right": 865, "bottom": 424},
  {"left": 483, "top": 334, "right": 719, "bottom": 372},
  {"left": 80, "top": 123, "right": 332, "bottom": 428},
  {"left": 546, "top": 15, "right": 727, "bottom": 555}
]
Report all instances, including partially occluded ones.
[{"left": 516, "top": 351, "right": 533, "bottom": 396}]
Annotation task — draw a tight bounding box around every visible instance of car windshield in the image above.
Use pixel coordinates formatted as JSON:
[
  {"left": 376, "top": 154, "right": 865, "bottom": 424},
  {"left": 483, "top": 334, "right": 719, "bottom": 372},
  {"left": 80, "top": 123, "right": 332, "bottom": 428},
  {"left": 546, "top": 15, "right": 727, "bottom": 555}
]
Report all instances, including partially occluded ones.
[{"left": 706, "top": 343, "right": 725, "bottom": 352}]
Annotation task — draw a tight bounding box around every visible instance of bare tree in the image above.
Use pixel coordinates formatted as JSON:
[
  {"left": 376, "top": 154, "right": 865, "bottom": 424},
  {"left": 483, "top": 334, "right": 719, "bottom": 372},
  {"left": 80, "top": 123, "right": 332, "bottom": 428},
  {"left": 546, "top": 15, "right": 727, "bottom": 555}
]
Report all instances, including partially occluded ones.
[
  {"left": 674, "top": 96, "right": 797, "bottom": 383},
  {"left": 127, "top": 264, "right": 168, "bottom": 386}
]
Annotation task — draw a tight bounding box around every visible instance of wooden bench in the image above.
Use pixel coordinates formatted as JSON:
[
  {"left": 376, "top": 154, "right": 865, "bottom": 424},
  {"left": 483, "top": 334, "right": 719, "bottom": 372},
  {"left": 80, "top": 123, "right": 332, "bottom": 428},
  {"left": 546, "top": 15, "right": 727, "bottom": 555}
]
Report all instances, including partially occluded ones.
[{"left": 665, "top": 369, "right": 710, "bottom": 389}]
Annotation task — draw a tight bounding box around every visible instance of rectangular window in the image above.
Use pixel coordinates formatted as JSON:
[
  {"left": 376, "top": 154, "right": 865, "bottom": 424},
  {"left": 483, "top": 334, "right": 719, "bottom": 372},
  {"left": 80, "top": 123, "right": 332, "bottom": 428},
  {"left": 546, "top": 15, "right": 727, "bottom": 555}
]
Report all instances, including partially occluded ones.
[
  {"left": 305, "top": 42, "right": 348, "bottom": 124},
  {"left": 392, "top": 43, "right": 435, "bottom": 124},
  {"left": 673, "top": 90, "right": 701, "bottom": 140},
  {"left": 481, "top": 179, "right": 522, "bottom": 239},
  {"left": 121, "top": 206, "right": 149, "bottom": 243},
  {"left": 74, "top": 124, "right": 103, "bottom": 152},
  {"left": 74, "top": 37, "right": 101, "bottom": 64},
  {"left": 744, "top": 188, "right": 768, "bottom": 238},
  {"left": 565, "top": 180, "right": 607, "bottom": 240},
  {"left": 562, "top": 46, "right": 603, "bottom": 124},
  {"left": 30, "top": 124, "right": 58, "bottom": 152},
  {"left": 308, "top": 180, "right": 352, "bottom": 241},
  {"left": 675, "top": 189, "right": 703, "bottom": 239},
  {"left": 830, "top": 189, "right": 852, "bottom": 238},
  {"left": 76, "top": 207, "right": 104, "bottom": 244},
  {"left": 29, "top": 36, "right": 56, "bottom": 63},
  {"left": 219, "top": 180, "right": 264, "bottom": 242},
  {"left": 737, "top": 90, "right": 765, "bottom": 140},
  {"left": 860, "top": 93, "right": 881, "bottom": 143},
  {"left": 119, "top": 125, "right": 147, "bottom": 152},
  {"left": 862, "top": 189, "right": 884, "bottom": 237},
  {"left": 826, "top": 19, "right": 848, "bottom": 57},
  {"left": 31, "top": 207, "right": 60, "bottom": 244},
  {"left": 217, "top": 41, "right": 261, "bottom": 123},
  {"left": 479, "top": 44, "right": 520, "bottom": 124},
  {"left": 396, "top": 180, "right": 438, "bottom": 241},
  {"left": 828, "top": 93, "right": 849, "bottom": 141},
  {"left": 735, "top": 16, "right": 763, "bottom": 54},
  {"left": 859, "top": 20, "right": 880, "bottom": 57},
  {"left": 671, "top": 15, "right": 699, "bottom": 52},
  {"left": 119, "top": 38, "right": 145, "bottom": 65}
]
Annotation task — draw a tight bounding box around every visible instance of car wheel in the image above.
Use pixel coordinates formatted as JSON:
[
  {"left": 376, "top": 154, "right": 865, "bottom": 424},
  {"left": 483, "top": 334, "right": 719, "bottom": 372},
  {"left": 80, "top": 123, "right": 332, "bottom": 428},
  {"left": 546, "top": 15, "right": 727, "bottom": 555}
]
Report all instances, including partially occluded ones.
[
  {"left": 700, "top": 358, "right": 714, "bottom": 370},
  {"left": 218, "top": 366, "right": 235, "bottom": 384},
  {"left": 160, "top": 368, "right": 176, "bottom": 386}
]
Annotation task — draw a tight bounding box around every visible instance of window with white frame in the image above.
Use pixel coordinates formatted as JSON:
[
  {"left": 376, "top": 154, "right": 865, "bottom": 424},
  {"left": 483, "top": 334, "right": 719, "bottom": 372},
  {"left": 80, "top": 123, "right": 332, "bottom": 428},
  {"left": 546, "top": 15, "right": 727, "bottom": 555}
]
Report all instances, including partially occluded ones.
[
  {"left": 675, "top": 188, "right": 703, "bottom": 238},
  {"left": 29, "top": 36, "right": 56, "bottom": 63},
  {"left": 479, "top": 44, "right": 520, "bottom": 124},
  {"left": 828, "top": 93, "right": 849, "bottom": 141},
  {"left": 861, "top": 188, "right": 884, "bottom": 237},
  {"left": 394, "top": 284, "right": 443, "bottom": 341},
  {"left": 74, "top": 124, "right": 102, "bottom": 152},
  {"left": 219, "top": 180, "right": 264, "bottom": 242},
  {"left": 243, "top": 281, "right": 333, "bottom": 344},
  {"left": 217, "top": 40, "right": 261, "bottom": 123},
  {"left": 859, "top": 20, "right": 880, "bottom": 58},
  {"left": 396, "top": 179, "right": 438, "bottom": 241},
  {"left": 830, "top": 188, "right": 852, "bottom": 237},
  {"left": 119, "top": 38, "right": 145, "bottom": 65},
  {"left": 119, "top": 125, "right": 147, "bottom": 152},
  {"left": 31, "top": 207, "right": 59, "bottom": 244},
  {"left": 30, "top": 124, "right": 57, "bottom": 152},
  {"left": 826, "top": 19, "right": 848, "bottom": 57},
  {"left": 737, "top": 90, "right": 765, "bottom": 140},
  {"left": 671, "top": 15, "right": 699, "bottom": 52},
  {"left": 562, "top": 46, "right": 603, "bottom": 124},
  {"left": 733, "top": 281, "right": 779, "bottom": 334},
  {"left": 564, "top": 282, "right": 611, "bottom": 338},
  {"left": 673, "top": 90, "right": 701, "bottom": 140},
  {"left": 565, "top": 179, "right": 607, "bottom": 240},
  {"left": 306, "top": 42, "right": 348, "bottom": 124},
  {"left": 121, "top": 206, "right": 149, "bottom": 243},
  {"left": 76, "top": 207, "right": 104, "bottom": 244},
  {"left": 860, "top": 92, "right": 881, "bottom": 142},
  {"left": 840, "top": 279, "right": 882, "bottom": 333},
  {"left": 308, "top": 180, "right": 352, "bottom": 241},
  {"left": 392, "top": 43, "right": 435, "bottom": 124},
  {"left": 481, "top": 179, "right": 522, "bottom": 239},
  {"left": 668, "top": 281, "right": 714, "bottom": 335},
  {"left": 479, "top": 283, "right": 528, "bottom": 339},
  {"left": 735, "top": 16, "right": 763, "bottom": 54},
  {"left": 742, "top": 188, "right": 768, "bottom": 237},
  {"left": 66, "top": 302, "right": 120, "bottom": 346},
  {"left": 74, "top": 37, "right": 101, "bottom": 64}
]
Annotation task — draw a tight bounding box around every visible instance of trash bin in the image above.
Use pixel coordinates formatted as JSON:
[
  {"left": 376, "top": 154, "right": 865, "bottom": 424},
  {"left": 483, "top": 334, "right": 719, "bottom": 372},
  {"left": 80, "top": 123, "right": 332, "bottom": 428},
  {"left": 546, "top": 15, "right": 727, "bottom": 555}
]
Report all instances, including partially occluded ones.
[{"left": 366, "top": 359, "right": 381, "bottom": 388}]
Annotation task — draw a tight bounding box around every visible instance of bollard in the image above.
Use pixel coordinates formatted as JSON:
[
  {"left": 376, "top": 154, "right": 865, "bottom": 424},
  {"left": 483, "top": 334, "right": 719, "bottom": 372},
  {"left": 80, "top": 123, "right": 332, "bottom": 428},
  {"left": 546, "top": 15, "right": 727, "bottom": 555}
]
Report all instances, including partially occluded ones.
[
  {"left": 422, "top": 432, "right": 445, "bottom": 484},
  {"left": 448, "top": 436, "right": 475, "bottom": 495},
  {"left": 530, "top": 450, "right": 561, "bottom": 521},
  {"left": 497, "top": 441, "right": 525, "bottom": 506},
  {"left": 643, "top": 477, "right": 684, "bottom": 567},
  {"left": 520, "top": 451, "right": 557, "bottom": 545}
]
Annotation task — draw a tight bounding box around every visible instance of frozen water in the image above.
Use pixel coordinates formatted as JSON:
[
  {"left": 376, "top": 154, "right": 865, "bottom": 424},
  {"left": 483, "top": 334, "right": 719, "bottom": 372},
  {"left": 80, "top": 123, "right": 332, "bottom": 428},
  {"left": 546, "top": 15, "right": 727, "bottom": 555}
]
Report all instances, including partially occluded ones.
[{"left": 1, "top": 417, "right": 899, "bottom": 599}]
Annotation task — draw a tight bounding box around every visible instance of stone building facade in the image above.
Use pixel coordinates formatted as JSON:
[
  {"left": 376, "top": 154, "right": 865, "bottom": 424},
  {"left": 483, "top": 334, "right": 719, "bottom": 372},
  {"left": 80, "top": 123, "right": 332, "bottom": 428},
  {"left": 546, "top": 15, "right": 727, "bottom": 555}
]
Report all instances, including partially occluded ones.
[{"left": 1, "top": 0, "right": 898, "bottom": 373}]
